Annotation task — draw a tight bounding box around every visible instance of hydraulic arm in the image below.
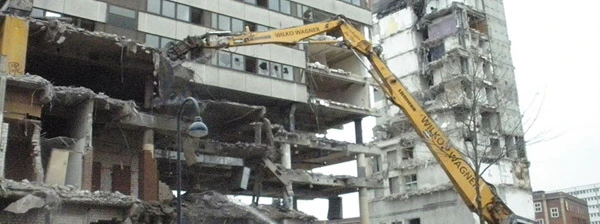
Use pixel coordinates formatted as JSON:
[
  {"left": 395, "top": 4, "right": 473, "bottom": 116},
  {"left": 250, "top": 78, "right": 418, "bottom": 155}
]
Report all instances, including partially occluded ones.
[{"left": 167, "top": 15, "right": 532, "bottom": 224}]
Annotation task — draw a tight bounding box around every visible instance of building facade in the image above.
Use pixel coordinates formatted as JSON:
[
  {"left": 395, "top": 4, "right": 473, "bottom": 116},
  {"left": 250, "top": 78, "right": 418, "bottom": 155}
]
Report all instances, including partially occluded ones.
[
  {"left": 533, "top": 191, "right": 590, "bottom": 224},
  {"left": 368, "top": 0, "right": 534, "bottom": 223},
  {"left": 551, "top": 183, "right": 600, "bottom": 224},
  {"left": 0, "top": 0, "right": 386, "bottom": 222}
]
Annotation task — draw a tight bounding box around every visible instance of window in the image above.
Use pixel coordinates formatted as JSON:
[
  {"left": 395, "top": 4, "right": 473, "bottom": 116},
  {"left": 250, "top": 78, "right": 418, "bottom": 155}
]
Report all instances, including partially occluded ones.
[
  {"left": 218, "top": 14, "right": 231, "bottom": 30},
  {"left": 232, "top": 18, "right": 244, "bottom": 33},
  {"left": 408, "top": 218, "right": 420, "bottom": 224},
  {"left": 391, "top": 221, "right": 402, "bottom": 224},
  {"left": 427, "top": 44, "right": 445, "bottom": 62},
  {"left": 536, "top": 219, "right": 544, "bottom": 224},
  {"left": 245, "top": 57, "right": 258, "bottom": 73},
  {"left": 282, "top": 65, "right": 294, "bottom": 81},
  {"left": 401, "top": 147, "right": 414, "bottom": 160},
  {"left": 177, "top": 4, "right": 190, "bottom": 21},
  {"left": 190, "top": 8, "right": 215, "bottom": 28},
  {"left": 145, "top": 34, "right": 160, "bottom": 48},
  {"left": 218, "top": 51, "right": 232, "bottom": 68},
  {"left": 268, "top": 0, "right": 280, "bottom": 11},
  {"left": 550, "top": 207, "right": 559, "bottom": 218},
  {"left": 389, "top": 176, "right": 399, "bottom": 194},
  {"left": 280, "top": 0, "right": 291, "bottom": 14},
  {"left": 232, "top": 54, "right": 245, "bottom": 71},
  {"left": 404, "top": 174, "right": 417, "bottom": 191},
  {"left": 270, "top": 62, "right": 282, "bottom": 78},
  {"left": 107, "top": 5, "right": 137, "bottom": 30},
  {"left": 257, "top": 59, "right": 270, "bottom": 75},
  {"left": 31, "top": 8, "right": 44, "bottom": 18},
  {"left": 161, "top": 1, "right": 176, "bottom": 18},
  {"left": 534, "top": 202, "right": 542, "bottom": 213},
  {"left": 387, "top": 150, "right": 397, "bottom": 168},
  {"left": 147, "top": 0, "right": 161, "bottom": 14}
]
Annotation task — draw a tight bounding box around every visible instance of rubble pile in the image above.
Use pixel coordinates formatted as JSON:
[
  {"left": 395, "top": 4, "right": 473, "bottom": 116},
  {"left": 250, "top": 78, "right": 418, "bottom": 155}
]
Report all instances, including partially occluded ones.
[{"left": 181, "top": 191, "right": 316, "bottom": 223}]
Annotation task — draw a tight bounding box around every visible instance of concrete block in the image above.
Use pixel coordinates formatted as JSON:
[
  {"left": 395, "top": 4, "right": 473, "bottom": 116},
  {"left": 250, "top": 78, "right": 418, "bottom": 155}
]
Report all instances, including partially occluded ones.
[{"left": 45, "top": 149, "right": 70, "bottom": 186}]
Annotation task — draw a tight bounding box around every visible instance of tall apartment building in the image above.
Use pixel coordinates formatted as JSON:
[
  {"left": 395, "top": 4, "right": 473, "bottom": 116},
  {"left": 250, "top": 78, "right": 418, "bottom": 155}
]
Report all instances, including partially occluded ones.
[
  {"left": 551, "top": 183, "right": 600, "bottom": 224},
  {"left": 368, "top": 0, "right": 534, "bottom": 223},
  {"left": 533, "top": 191, "right": 590, "bottom": 224},
  {"left": 0, "top": 0, "right": 385, "bottom": 222}
]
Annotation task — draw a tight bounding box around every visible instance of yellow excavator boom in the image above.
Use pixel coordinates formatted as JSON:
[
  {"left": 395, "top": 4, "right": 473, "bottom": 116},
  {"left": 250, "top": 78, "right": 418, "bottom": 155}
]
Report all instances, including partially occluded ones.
[{"left": 167, "top": 15, "right": 532, "bottom": 224}]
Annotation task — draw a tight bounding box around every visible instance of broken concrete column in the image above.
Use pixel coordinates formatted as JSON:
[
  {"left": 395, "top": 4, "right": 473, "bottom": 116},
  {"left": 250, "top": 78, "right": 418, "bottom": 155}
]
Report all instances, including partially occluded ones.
[
  {"left": 281, "top": 143, "right": 293, "bottom": 209},
  {"left": 31, "top": 122, "right": 43, "bottom": 183},
  {"left": 139, "top": 129, "right": 159, "bottom": 201},
  {"left": 65, "top": 99, "right": 94, "bottom": 189},
  {"left": 0, "top": 56, "right": 7, "bottom": 179},
  {"left": 357, "top": 153, "right": 370, "bottom": 224}
]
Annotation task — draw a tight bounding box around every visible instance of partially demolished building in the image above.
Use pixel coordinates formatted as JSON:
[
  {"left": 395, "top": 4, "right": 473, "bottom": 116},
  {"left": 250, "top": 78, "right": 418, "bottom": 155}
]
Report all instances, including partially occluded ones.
[
  {"left": 368, "top": 0, "right": 534, "bottom": 223},
  {"left": 0, "top": 0, "right": 381, "bottom": 223}
]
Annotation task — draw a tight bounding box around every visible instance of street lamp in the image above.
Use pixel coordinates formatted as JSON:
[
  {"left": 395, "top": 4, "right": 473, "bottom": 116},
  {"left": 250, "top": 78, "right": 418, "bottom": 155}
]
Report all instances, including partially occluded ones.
[{"left": 176, "top": 97, "right": 208, "bottom": 224}]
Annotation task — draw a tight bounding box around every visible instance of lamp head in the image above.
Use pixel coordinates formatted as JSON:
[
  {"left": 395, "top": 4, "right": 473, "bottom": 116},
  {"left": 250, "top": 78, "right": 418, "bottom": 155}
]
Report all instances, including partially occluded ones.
[{"left": 188, "top": 116, "right": 208, "bottom": 138}]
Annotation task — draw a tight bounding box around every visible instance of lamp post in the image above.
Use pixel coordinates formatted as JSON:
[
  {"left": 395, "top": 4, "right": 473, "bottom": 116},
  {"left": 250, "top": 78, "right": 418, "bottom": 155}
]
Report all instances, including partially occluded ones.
[{"left": 176, "top": 97, "right": 208, "bottom": 224}]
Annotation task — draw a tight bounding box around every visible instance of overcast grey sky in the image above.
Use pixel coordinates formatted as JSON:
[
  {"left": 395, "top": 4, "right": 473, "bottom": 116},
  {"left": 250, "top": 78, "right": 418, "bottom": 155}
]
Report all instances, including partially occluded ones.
[
  {"left": 290, "top": 0, "right": 600, "bottom": 220},
  {"left": 504, "top": 0, "right": 600, "bottom": 191}
]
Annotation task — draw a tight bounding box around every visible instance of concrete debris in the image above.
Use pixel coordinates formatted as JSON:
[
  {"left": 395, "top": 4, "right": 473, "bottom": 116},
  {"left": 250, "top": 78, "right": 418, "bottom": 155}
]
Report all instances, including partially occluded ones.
[
  {"left": 6, "top": 73, "right": 54, "bottom": 104},
  {"left": 307, "top": 62, "right": 327, "bottom": 70},
  {"left": 391, "top": 158, "right": 437, "bottom": 170},
  {"left": 4, "top": 194, "right": 45, "bottom": 214},
  {"left": 310, "top": 97, "right": 373, "bottom": 112},
  {"left": 0, "top": 179, "right": 172, "bottom": 223},
  {"left": 378, "top": 183, "right": 454, "bottom": 202},
  {"left": 181, "top": 191, "right": 316, "bottom": 223},
  {"left": 157, "top": 181, "right": 174, "bottom": 203}
]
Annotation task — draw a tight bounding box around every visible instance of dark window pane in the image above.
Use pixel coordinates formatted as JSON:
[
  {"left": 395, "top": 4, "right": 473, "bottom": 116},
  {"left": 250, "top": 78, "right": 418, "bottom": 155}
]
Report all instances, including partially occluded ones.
[
  {"left": 244, "top": 21, "right": 257, "bottom": 31},
  {"left": 257, "top": 0, "right": 268, "bottom": 8},
  {"left": 109, "top": 5, "right": 135, "bottom": 18},
  {"left": 245, "top": 57, "right": 257, "bottom": 73},
  {"left": 177, "top": 4, "right": 190, "bottom": 21},
  {"left": 77, "top": 18, "right": 96, "bottom": 31},
  {"left": 147, "top": 0, "right": 161, "bottom": 14},
  {"left": 280, "top": 0, "right": 291, "bottom": 14},
  {"left": 162, "top": 1, "right": 176, "bottom": 18},
  {"left": 191, "top": 8, "right": 212, "bottom": 27},
  {"left": 107, "top": 5, "right": 137, "bottom": 29},
  {"left": 218, "top": 14, "right": 231, "bottom": 30}
]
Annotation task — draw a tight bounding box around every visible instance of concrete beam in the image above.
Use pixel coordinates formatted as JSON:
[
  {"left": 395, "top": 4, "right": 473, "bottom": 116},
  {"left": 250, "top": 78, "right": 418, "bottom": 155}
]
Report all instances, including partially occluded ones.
[
  {"left": 154, "top": 149, "right": 244, "bottom": 167},
  {"left": 263, "top": 159, "right": 381, "bottom": 189},
  {"left": 274, "top": 132, "right": 380, "bottom": 156}
]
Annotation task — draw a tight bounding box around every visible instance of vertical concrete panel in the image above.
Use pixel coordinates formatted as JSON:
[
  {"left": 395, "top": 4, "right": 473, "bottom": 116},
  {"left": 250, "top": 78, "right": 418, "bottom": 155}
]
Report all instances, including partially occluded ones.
[
  {"left": 387, "top": 53, "right": 420, "bottom": 78},
  {"left": 45, "top": 149, "right": 70, "bottom": 185},
  {"left": 32, "top": 0, "right": 65, "bottom": 14},
  {"left": 243, "top": 6, "right": 268, "bottom": 26},
  {"left": 218, "top": 69, "right": 247, "bottom": 91},
  {"left": 138, "top": 13, "right": 178, "bottom": 39},
  {"left": 63, "top": 0, "right": 107, "bottom": 22},
  {"left": 216, "top": 0, "right": 245, "bottom": 20},
  {"left": 244, "top": 75, "right": 272, "bottom": 96}
]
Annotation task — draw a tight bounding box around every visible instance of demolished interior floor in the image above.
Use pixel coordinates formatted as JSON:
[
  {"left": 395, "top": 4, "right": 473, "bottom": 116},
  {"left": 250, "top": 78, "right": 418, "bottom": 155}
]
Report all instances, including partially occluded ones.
[{"left": 0, "top": 15, "right": 383, "bottom": 223}]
